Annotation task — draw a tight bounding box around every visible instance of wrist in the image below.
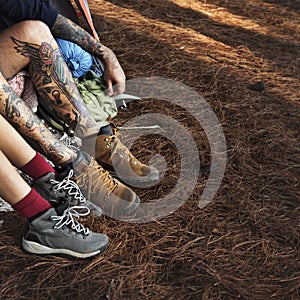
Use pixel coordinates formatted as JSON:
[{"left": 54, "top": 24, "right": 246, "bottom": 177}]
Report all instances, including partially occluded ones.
[
  {"left": 100, "top": 46, "right": 116, "bottom": 65},
  {"left": 101, "top": 46, "right": 112, "bottom": 64}
]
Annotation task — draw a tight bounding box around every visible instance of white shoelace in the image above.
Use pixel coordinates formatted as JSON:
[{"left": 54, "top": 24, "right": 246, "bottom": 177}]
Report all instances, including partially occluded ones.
[
  {"left": 59, "top": 132, "right": 82, "bottom": 152},
  {"left": 51, "top": 205, "right": 90, "bottom": 235},
  {"left": 50, "top": 170, "right": 87, "bottom": 204}
]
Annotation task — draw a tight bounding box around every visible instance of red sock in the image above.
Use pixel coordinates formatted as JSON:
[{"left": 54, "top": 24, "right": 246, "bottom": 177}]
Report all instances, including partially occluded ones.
[
  {"left": 20, "top": 152, "right": 58, "bottom": 179},
  {"left": 12, "top": 188, "right": 53, "bottom": 219}
]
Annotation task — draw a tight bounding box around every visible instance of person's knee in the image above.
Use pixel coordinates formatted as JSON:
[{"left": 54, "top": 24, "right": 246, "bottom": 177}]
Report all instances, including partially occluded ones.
[
  {"left": 0, "top": 20, "right": 56, "bottom": 79},
  {"left": 12, "top": 20, "right": 53, "bottom": 44}
]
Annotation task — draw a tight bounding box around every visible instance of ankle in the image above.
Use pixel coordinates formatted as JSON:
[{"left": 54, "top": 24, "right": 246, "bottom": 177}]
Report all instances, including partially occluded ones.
[
  {"left": 20, "top": 152, "right": 57, "bottom": 179},
  {"left": 13, "top": 188, "right": 52, "bottom": 220},
  {"left": 98, "top": 124, "right": 113, "bottom": 136}
]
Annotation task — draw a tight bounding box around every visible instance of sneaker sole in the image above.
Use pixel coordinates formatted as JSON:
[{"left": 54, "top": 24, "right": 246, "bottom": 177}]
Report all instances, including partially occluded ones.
[{"left": 22, "top": 238, "right": 108, "bottom": 259}]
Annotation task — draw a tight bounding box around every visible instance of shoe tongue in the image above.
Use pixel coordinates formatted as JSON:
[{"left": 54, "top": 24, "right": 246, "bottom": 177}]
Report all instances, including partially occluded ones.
[
  {"left": 55, "top": 164, "right": 72, "bottom": 181},
  {"left": 37, "top": 172, "right": 56, "bottom": 182},
  {"left": 55, "top": 201, "right": 69, "bottom": 216},
  {"left": 55, "top": 151, "right": 91, "bottom": 177}
]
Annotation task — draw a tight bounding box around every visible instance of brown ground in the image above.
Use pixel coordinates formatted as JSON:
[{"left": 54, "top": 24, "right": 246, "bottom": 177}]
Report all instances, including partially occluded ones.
[{"left": 1, "top": 0, "right": 299, "bottom": 299}]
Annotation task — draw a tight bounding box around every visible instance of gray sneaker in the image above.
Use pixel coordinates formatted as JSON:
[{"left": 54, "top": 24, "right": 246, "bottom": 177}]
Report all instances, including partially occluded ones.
[
  {"left": 32, "top": 170, "right": 103, "bottom": 217},
  {"left": 22, "top": 205, "right": 108, "bottom": 258}
]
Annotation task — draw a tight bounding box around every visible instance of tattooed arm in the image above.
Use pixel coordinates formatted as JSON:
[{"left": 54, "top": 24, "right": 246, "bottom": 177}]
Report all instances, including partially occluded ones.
[
  {"left": 0, "top": 71, "right": 75, "bottom": 164},
  {"left": 51, "top": 14, "right": 125, "bottom": 96}
]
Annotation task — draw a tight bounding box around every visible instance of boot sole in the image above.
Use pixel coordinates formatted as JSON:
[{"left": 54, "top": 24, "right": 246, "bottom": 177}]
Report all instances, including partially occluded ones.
[
  {"left": 22, "top": 238, "right": 108, "bottom": 259},
  {"left": 104, "top": 195, "right": 140, "bottom": 218},
  {"left": 109, "top": 169, "right": 160, "bottom": 187},
  {"left": 124, "top": 195, "right": 140, "bottom": 215}
]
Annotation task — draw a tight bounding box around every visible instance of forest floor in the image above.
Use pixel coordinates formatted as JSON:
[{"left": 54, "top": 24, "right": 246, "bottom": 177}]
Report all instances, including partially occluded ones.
[{"left": 1, "top": 0, "right": 299, "bottom": 299}]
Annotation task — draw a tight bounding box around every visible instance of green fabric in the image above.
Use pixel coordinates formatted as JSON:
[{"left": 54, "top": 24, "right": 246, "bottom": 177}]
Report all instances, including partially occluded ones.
[{"left": 75, "top": 70, "right": 118, "bottom": 128}]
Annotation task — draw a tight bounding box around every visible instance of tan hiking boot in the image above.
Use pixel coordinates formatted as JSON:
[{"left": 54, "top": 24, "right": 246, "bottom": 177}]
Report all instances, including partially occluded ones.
[
  {"left": 73, "top": 151, "right": 140, "bottom": 217},
  {"left": 94, "top": 133, "right": 160, "bottom": 186}
]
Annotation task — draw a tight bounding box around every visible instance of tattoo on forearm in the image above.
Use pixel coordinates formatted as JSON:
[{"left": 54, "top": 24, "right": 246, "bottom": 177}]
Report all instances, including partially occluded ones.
[
  {"left": 0, "top": 80, "right": 72, "bottom": 163},
  {"left": 51, "top": 14, "right": 104, "bottom": 57}
]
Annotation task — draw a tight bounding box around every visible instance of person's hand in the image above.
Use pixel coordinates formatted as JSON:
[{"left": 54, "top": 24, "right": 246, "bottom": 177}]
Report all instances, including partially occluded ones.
[
  {"left": 51, "top": 15, "right": 126, "bottom": 96},
  {"left": 101, "top": 46, "right": 126, "bottom": 97}
]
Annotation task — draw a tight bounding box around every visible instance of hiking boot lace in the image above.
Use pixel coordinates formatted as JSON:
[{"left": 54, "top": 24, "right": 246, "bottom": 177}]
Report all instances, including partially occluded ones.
[
  {"left": 105, "top": 135, "right": 136, "bottom": 163},
  {"left": 84, "top": 159, "right": 119, "bottom": 199},
  {"left": 51, "top": 206, "right": 90, "bottom": 236},
  {"left": 50, "top": 170, "right": 87, "bottom": 204}
]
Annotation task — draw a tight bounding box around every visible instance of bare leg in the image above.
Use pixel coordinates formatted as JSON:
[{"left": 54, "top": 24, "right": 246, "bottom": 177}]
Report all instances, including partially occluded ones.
[
  {"left": 0, "top": 114, "right": 38, "bottom": 166},
  {"left": 0, "top": 150, "right": 31, "bottom": 205},
  {"left": 0, "top": 20, "right": 98, "bottom": 139}
]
